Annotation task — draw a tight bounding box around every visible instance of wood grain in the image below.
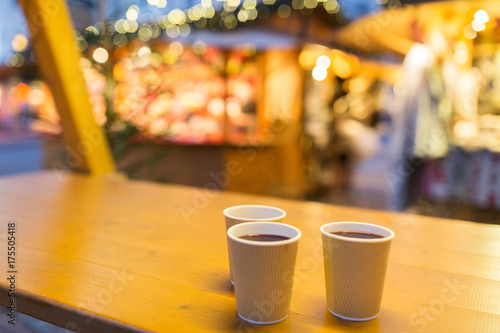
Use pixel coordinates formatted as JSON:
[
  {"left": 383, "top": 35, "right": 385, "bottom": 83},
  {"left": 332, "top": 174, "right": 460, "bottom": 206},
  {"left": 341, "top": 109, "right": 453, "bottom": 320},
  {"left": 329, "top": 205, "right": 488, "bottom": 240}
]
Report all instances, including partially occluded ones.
[{"left": 0, "top": 171, "right": 499, "bottom": 332}]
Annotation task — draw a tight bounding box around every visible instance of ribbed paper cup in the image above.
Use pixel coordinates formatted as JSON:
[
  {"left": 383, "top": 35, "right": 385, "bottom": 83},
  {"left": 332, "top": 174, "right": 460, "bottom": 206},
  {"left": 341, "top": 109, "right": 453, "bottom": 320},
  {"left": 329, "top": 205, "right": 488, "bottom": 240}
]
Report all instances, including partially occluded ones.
[
  {"left": 227, "top": 222, "right": 301, "bottom": 324},
  {"left": 321, "top": 222, "right": 394, "bottom": 321},
  {"left": 223, "top": 205, "right": 286, "bottom": 284},
  {"left": 223, "top": 205, "right": 286, "bottom": 230}
]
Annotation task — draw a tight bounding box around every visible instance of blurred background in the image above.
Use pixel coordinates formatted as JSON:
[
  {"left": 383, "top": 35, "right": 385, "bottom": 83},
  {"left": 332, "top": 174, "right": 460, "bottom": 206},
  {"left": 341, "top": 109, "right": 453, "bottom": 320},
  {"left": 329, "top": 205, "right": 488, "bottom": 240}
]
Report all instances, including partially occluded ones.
[{"left": 1, "top": 0, "right": 500, "bottom": 224}]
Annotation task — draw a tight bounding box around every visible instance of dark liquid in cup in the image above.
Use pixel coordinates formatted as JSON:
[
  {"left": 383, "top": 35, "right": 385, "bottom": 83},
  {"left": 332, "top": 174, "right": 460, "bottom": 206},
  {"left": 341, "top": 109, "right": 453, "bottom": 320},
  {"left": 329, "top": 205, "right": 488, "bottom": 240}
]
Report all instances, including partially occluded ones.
[
  {"left": 331, "top": 231, "right": 384, "bottom": 239},
  {"left": 239, "top": 234, "right": 290, "bottom": 242}
]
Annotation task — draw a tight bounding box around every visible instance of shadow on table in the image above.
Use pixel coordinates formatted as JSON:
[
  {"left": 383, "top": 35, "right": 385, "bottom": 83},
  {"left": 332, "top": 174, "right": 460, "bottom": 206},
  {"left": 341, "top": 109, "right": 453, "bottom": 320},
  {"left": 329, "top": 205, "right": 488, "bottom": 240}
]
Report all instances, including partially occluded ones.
[{"left": 210, "top": 275, "right": 235, "bottom": 296}]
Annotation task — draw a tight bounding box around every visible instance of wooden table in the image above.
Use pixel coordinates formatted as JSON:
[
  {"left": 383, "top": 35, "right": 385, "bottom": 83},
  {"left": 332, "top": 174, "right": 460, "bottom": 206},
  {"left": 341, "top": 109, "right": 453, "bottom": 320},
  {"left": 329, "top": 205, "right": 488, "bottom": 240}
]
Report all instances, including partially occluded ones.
[{"left": 0, "top": 171, "right": 499, "bottom": 332}]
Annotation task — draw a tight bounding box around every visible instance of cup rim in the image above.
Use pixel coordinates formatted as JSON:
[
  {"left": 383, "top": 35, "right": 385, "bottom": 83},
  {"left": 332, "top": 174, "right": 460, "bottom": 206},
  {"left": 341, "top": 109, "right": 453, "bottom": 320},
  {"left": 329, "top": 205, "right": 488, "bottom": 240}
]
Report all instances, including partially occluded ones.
[
  {"left": 223, "top": 205, "right": 286, "bottom": 221},
  {"left": 227, "top": 221, "right": 301, "bottom": 247},
  {"left": 320, "top": 221, "right": 395, "bottom": 243}
]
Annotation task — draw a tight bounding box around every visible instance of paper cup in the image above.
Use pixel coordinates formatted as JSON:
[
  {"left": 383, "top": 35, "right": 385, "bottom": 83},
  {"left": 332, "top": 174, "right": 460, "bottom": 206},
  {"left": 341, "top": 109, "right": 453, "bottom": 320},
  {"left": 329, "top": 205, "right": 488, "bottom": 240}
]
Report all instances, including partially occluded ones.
[
  {"left": 227, "top": 222, "right": 301, "bottom": 324},
  {"left": 224, "top": 205, "right": 286, "bottom": 284},
  {"left": 321, "top": 222, "right": 394, "bottom": 321},
  {"left": 223, "top": 205, "right": 286, "bottom": 230}
]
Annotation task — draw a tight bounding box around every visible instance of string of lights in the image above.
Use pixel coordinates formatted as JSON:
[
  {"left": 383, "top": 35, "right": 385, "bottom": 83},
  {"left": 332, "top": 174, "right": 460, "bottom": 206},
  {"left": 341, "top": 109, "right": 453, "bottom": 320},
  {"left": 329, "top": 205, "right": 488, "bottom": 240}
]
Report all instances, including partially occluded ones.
[{"left": 4, "top": 0, "right": 344, "bottom": 68}]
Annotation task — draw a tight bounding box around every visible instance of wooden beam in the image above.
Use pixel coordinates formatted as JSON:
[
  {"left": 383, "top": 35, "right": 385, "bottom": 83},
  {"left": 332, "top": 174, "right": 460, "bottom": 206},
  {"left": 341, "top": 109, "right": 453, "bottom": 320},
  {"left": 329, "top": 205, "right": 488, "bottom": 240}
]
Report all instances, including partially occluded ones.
[{"left": 18, "top": 0, "right": 115, "bottom": 175}]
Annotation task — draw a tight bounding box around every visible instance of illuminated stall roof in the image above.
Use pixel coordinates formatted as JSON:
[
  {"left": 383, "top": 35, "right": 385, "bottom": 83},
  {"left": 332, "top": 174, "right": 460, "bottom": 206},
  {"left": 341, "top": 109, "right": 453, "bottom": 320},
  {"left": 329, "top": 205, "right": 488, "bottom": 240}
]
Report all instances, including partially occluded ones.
[{"left": 332, "top": 0, "right": 500, "bottom": 57}]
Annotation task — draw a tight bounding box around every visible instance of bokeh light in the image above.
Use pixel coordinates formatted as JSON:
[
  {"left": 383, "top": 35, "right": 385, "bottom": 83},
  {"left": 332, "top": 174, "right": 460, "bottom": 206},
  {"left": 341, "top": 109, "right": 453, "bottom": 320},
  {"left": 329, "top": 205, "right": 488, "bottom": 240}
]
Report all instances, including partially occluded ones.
[
  {"left": 188, "top": 6, "right": 203, "bottom": 21},
  {"left": 126, "top": 20, "right": 139, "bottom": 33},
  {"left": 474, "top": 9, "right": 489, "bottom": 23},
  {"left": 247, "top": 8, "right": 258, "bottom": 20},
  {"left": 304, "top": 0, "right": 319, "bottom": 9},
  {"left": 113, "top": 34, "right": 128, "bottom": 47},
  {"left": 169, "top": 42, "right": 184, "bottom": 57},
  {"left": 93, "top": 47, "right": 109, "bottom": 63},
  {"left": 316, "top": 55, "right": 331, "bottom": 69},
  {"left": 11, "top": 34, "right": 28, "bottom": 52},
  {"left": 179, "top": 23, "right": 191, "bottom": 37},
  {"left": 471, "top": 20, "right": 486, "bottom": 32},
  {"left": 126, "top": 7, "right": 138, "bottom": 21},
  {"left": 168, "top": 9, "right": 186, "bottom": 25},
  {"left": 243, "top": 0, "right": 256, "bottom": 10},
  {"left": 292, "top": 0, "right": 305, "bottom": 10},
  {"left": 325, "top": 0, "right": 340, "bottom": 14},
  {"left": 114, "top": 19, "right": 126, "bottom": 33},
  {"left": 277, "top": 4, "right": 292, "bottom": 18},
  {"left": 224, "top": 15, "right": 238, "bottom": 29},
  {"left": 138, "top": 26, "right": 153, "bottom": 41},
  {"left": 9, "top": 53, "right": 25, "bottom": 67},
  {"left": 463, "top": 25, "right": 477, "bottom": 39},
  {"left": 312, "top": 66, "right": 327, "bottom": 81},
  {"left": 238, "top": 10, "right": 249, "bottom": 23}
]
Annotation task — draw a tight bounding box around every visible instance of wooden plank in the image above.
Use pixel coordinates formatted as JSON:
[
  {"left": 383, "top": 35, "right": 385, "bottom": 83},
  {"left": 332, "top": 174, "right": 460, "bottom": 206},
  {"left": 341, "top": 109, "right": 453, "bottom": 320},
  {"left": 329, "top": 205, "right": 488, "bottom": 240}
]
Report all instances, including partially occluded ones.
[
  {"left": 18, "top": 0, "right": 115, "bottom": 175},
  {"left": 0, "top": 171, "right": 499, "bottom": 332}
]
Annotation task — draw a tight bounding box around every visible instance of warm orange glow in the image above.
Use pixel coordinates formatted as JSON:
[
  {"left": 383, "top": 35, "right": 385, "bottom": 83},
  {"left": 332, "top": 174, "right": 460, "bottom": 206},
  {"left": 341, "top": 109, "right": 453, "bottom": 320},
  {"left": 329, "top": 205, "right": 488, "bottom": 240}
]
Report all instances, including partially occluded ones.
[
  {"left": 299, "top": 49, "right": 317, "bottom": 69},
  {"left": 28, "top": 87, "right": 47, "bottom": 106},
  {"left": 15, "top": 83, "right": 31, "bottom": 103},
  {"left": 330, "top": 50, "right": 353, "bottom": 79}
]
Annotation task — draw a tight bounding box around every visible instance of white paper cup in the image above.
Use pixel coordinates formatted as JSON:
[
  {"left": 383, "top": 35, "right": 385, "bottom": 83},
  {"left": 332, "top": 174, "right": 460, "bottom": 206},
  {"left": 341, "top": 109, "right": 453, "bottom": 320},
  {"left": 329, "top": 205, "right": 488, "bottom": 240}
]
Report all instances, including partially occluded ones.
[
  {"left": 321, "top": 222, "right": 394, "bottom": 321},
  {"left": 227, "top": 222, "right": 301, "bottom": 324},
  {"left": 223, "top": 205, "right": 286, "bottom": 230},
  {"left": 224, "top": 205, "right": 286, "bottom": 284}
]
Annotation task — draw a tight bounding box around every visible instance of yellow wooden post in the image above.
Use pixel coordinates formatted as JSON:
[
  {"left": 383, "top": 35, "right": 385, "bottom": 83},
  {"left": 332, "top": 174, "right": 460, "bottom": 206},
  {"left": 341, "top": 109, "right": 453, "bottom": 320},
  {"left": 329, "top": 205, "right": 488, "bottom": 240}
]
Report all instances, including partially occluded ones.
[{"left": 18, "top": 0, "right": 115, "bottom": 175}]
